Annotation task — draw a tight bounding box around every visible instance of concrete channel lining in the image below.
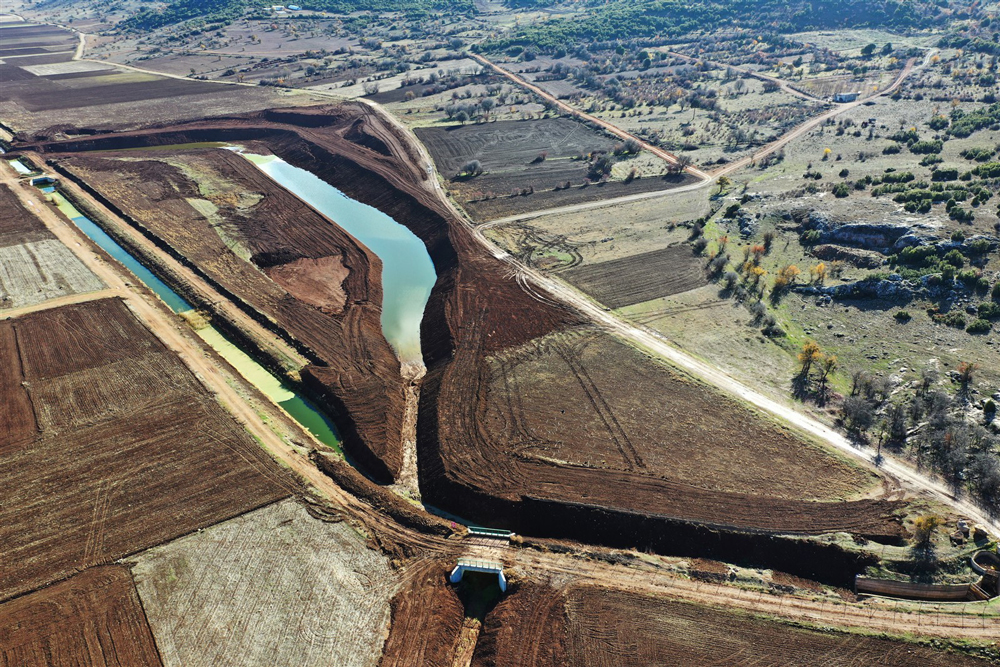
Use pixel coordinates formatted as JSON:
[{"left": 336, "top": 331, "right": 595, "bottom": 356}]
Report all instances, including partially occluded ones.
[{"left": 450, "top": 558, "right": 507, "bottom": 592}]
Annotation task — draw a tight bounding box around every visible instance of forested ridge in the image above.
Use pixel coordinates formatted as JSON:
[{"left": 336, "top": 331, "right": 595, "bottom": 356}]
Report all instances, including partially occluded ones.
[
  {"left": 120, "top": 0, "right": 476, "bottom": 31},
  {"left": 484, "top": 0, "right": 958, "bottom": 51}
]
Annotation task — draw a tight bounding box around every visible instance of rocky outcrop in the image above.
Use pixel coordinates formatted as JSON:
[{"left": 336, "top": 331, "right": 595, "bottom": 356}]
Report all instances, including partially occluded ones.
[
  {"left": 802, "top": 211, "right": 928, "bottom": 253},
  {"left": 811, "top": 244, "right": 885, "bottom": 268}
]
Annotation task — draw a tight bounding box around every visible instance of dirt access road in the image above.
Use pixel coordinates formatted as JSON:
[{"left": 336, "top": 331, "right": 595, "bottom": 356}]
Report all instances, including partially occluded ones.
[
  {"left": 468, "top": 53, "right": 711, "bottom": 180},
  {"left": 474, "top": 49, "right": 934, "bottom": 227},
  {"left": 366, "top": 76, "right": 1000, "bottom": 540}
]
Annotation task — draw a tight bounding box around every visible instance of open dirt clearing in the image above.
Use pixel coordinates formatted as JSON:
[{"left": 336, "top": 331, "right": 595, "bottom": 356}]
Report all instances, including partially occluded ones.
[
  {"left": 132, "top": 499, "right": 394, "bottom": 667},
  {"left": 483, "top": 185, "right": 710, "bottom": 263},
  {"left": 0, "top": 298, "right": 294, "bottom": 601},
  {"left": 416, "top": 119, "right": 615, "bottom": 178},
  {"left": 0, "top": 181, "right": 104, "bottom": 310},
  {"left": 416, "top": 117, "right": 698, "bottom": 221},
  {"left": 0, "top": 182, "right": 51, "bottom": 246},
  {"left": 425, "top": 321, "right": 904, "bottom": 551},
  {"left": 473, "top": 582, "right": 995, "bottom": 666},
  {"left": 0, "top": 566, "right": 163, "bottom": 667}
]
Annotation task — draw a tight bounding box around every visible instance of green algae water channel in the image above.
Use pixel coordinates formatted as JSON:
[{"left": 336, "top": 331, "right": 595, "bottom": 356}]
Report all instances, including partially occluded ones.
[
  {"left": 42, "top": 187, "right": 342, "bottom": 451},
  {"left": 240, "top": 153, "right": 437, "bottom": 365}
]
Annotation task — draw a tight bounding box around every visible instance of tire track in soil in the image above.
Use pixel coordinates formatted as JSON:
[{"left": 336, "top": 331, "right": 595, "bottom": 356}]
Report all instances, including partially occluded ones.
[
  {"left": 554, "top": 341, "right": 644, "bottom": 471},
  {"left": 632, "top": 299, "right": 732, "bottom": 325}
]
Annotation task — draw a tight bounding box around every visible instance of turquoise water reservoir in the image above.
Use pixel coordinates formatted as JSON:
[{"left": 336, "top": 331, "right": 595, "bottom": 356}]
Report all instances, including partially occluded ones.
[{"left": 242, "top": 153, "right": 437, "bottom": 365}]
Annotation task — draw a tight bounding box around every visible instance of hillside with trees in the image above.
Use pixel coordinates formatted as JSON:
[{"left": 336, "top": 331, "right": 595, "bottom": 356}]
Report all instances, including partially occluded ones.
[
  {"left": 120, "top": 0, "right": 476, "bottom": 31},
  {"left": 482, "top": 0, "right": 973, "bottom": 52}
]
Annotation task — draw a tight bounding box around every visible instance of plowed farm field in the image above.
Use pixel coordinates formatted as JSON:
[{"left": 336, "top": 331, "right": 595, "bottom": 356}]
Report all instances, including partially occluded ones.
[
  {"left": 415, "top": 118, "right": 697, "bottom": 221},
  {"left": 379, "top": 561, "right": 466, "bottom": 667},
  {"left": 558, "top": 244, "right": 708, "bottom": 308},
  {"left": 131, "top": 499, "right": 396, "bottom": 667},
  {"left": 0, "top": 182, "right": 104, "bottom": 310},
  {"left": 0, "top": 566, "right": 163, "bottom": 667},
  {"left": 0, "top": 24, "right": 305, "bottom": 134},
  {"left": 473, "top": 583, "right": 994, "bottom": 666},
  {"left": 0, "top": 298, "right": 294, "bottom": 601}
]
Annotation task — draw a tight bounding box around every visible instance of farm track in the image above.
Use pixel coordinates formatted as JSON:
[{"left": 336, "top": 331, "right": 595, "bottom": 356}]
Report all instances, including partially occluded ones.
[
  {"left": 5, "top": 36, "right": 998, "bottom": 649},
  {"left": 663, "top": 49, "right": 827, "bottom": 104},
  {"left": 468, "top": 52, "right": 711, "bottom": 180},
  {"left": 0, "top": 286, "right": 118, "bottom": 318},
  {"left": 473, "top": 48, "right": 935, "bottom": 227},
  {"left": 434, "top": 51, "right": 999, "bottom": 538}
]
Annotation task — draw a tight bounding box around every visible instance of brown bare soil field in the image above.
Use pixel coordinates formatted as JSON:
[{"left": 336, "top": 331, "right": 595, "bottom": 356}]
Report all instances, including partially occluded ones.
[
  {"left": 485, "top": 329, "right": 866, "bottom": 500},
  {"left": 558, "top": 244, "right": 708, "bottom": 308},
  {"left": 0, "top": 321, "right": 36, "bottom": 451},
  {"left": 0, "top": 298, "right": 294, "bottom": 601},
  {"left": 131, "top": 499, "right": 395, "bottom": 667},
  {"left": 0, "top": 183, "right": 51, "bottom": 247},
  {"left": 11, "top": 79, "right": 231, "bottom": 112},
  {"left": 423, "top": 320, "right": 904, "bottom": 568},
  {"left": 416, "top": 119, "right": 616, "bottom": 178},
  {"left": 379, "top": 561, "right": 465, "bottom": 667},
  {"left": 0, "top": 24, "right": 78, "bottom": 47},
  {"left": 0, "top": 25, "right": 311, "bottom": 136},
  {"left": 56, "top": 147, "right": 405, "bottom": 480},
  {"left": 474, "top": 583, "right": 993, "bottom": 666},
  {"left": 0, "top": 566, "right": 163, "bottom": 667}
]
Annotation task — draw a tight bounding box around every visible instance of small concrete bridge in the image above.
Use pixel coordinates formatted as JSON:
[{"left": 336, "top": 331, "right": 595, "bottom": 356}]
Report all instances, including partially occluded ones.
[
  {"left": 450, "top": 527, "right": 513, "bottom": 592},
  {"left": 449, "top": 558, "right": 507, "bottom": 592}
]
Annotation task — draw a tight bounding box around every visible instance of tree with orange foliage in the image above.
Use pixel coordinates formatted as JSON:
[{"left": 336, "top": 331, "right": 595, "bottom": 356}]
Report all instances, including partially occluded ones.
[{"left": 798, "top": 341, "right": 822, "bottom": 377}]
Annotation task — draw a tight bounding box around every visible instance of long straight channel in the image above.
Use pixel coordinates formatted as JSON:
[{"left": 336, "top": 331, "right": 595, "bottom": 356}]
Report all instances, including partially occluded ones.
[{"left": 41, "top": 186, "right": 343, "bottom": 451}]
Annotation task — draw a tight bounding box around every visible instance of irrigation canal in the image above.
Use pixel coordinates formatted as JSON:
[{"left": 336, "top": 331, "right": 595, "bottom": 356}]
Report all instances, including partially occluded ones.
[{"left": 40, "top": 186, "right": 343, "bottom": 451}]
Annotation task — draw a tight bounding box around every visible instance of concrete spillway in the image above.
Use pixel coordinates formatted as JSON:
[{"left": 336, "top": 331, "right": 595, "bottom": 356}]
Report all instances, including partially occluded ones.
[{"left": 450, "top": 559, "right": 507, "bottom": 592}]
